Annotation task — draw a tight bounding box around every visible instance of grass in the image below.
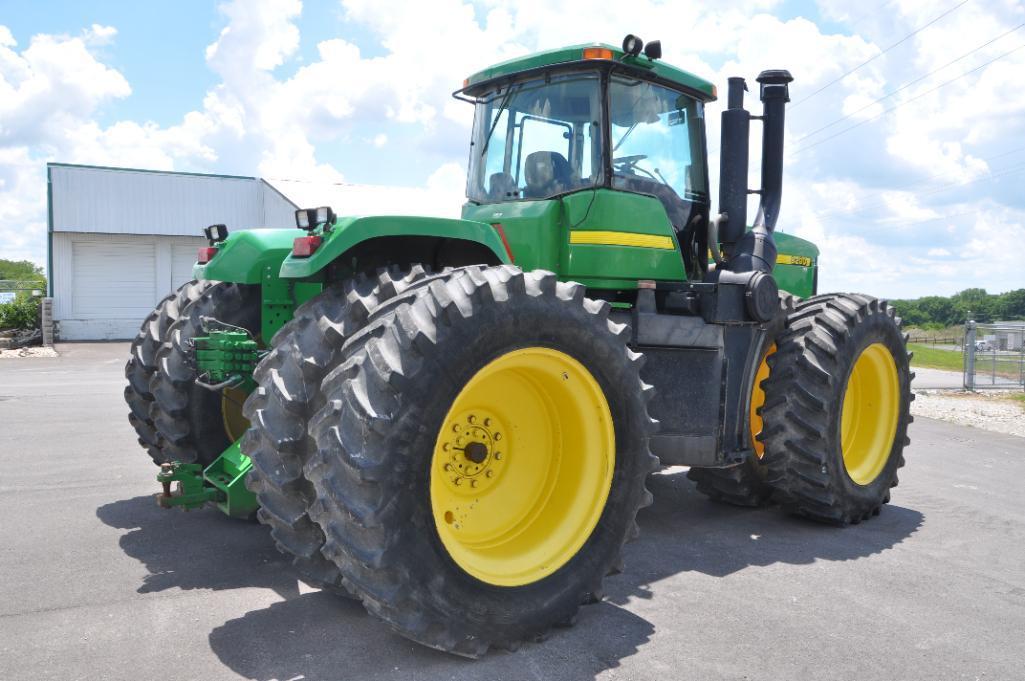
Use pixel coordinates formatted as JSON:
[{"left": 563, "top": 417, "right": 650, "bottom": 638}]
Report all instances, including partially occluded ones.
[{"left": 908, "top": 342, "right": 963, "bottom": 372}]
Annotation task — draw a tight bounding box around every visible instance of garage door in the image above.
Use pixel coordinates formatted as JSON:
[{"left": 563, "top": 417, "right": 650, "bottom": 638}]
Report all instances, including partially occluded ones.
[
  {"left": 171, "top": 241, "right": 203, "bottom": 288},
  {"left": 71, "top": 240, "right": 156, "bottom": 319}
]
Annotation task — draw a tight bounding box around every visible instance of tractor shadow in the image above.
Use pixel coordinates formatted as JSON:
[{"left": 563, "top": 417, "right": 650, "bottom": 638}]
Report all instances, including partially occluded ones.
[
  {"left": 203, "top": 468, "right": 922, "bottom": 681},
  {"left": 208, "top": 591, "right": 652, "bottom": 681},
  {"left": 95, "top": 494, "right": 300, "bottom": 599},
  {"left": 607, "top": 468, "right": 925, "bottom": 605}
]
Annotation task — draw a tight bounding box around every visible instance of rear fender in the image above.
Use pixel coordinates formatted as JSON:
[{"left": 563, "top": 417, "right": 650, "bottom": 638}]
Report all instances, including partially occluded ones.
[
  {"left": 278, "top": 215, "right": 510, "bottom": 279},
  {"left": 194, "top": 229, "right": 304, "bottom": 284}
]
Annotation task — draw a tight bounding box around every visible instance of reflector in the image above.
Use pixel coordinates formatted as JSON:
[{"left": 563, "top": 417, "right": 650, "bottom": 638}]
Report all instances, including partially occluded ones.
[{"left": 293, "top": 235, "right": 323, "bottom": 257}]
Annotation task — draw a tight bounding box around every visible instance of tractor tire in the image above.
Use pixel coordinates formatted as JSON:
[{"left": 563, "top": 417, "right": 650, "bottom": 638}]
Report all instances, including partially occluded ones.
[
  {"left": 149, "top": 282, "right": 261, "bottom": 466},
  {"left": 124, "top": 280, "right": 213, "bottom": 464},
  {"left": 760, "top": 293, "right": 913, "bottom": 524},
  {"left": 242, "top": 265, "right": 433, "bottom": 593},
  {"left": 306, "top": 266, "right": 658, "bottom": 657},
  {"left": 686, "top": 293, "right": 796, "bottom": 507}
]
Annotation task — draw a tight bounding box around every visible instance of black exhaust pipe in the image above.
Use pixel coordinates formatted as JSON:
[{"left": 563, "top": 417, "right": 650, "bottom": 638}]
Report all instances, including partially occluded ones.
[
  {"left": 716, "top": 77, "right": 750, "bottom": 258},
  {"left": 725, "top": 69, "right": 793, "bottom": 274}
]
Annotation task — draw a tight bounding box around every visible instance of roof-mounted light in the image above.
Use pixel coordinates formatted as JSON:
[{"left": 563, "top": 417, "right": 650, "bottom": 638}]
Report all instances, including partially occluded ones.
[
  {"left": 644, "top": 40, "right": 662, "bottom": 60},
  {"left": 622, "top": 34, "right": 643, "bottom": 57},
  {"left": 583, "top": 47, "right": 614, "bottom": 60}
]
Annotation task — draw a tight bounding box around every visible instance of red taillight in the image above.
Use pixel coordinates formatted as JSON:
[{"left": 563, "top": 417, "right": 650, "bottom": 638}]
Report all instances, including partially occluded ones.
[
  {"left": 293, "top": 235, "right": 322, "bottom": 257},
  {"left": 197, "top": 246, "right": 218, "bottom": 264}
]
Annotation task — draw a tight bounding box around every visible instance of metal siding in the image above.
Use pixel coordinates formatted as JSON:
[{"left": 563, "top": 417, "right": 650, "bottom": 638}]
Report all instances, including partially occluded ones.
[
  {"left": 171, "top": 241, "right": 203, "bottom": 285},
  {"left": 50, "top": 165, "right": 267, "bottom": 236},
  {"left": 259, "top": 179, "right": 299, "bottom": 228}
]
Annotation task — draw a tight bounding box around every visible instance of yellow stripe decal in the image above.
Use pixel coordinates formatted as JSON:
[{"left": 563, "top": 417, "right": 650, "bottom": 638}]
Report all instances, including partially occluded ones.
[
  {"left": 569, "top": 231, "right": 675, "bottom": 250},
  {"left": 776, "top": 254, "right": 814, "bottom": 267}
]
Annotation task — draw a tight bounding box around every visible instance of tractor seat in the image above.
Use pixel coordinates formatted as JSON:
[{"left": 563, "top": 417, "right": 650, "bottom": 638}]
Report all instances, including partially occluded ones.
[{"left": 523, "top": 151, "right": 573, "bottom": 199}]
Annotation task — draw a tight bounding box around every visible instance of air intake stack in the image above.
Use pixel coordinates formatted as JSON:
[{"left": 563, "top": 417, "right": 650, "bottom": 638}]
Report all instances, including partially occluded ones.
[{"left": 716, "top": 69, "right": 794, "bottom": 274}]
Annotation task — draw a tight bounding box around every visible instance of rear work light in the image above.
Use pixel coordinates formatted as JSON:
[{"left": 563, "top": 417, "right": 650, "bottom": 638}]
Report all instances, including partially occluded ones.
[
  {"left": 293, "top": 235, "right": 322, "bottom": 257},
  {"left": 197, "top": 246, "right": 218, "bottom": 264}
]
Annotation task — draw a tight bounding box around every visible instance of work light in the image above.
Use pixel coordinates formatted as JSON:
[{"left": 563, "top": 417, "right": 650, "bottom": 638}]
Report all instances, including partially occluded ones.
[
  {"left": 622, "top": 34, "right": 643, "bottom": 57},
  {"left": 204, "top": 223, "right": 228, "bottom": 244},
  {"left": 295, "top": 209, "right": 312, "bottom": 230},
  {"left": 315, "top": 206, "right": 336, "bottom": 227},
  {"left": 644, "top": 40, "right": 662, "bottom": 60}
]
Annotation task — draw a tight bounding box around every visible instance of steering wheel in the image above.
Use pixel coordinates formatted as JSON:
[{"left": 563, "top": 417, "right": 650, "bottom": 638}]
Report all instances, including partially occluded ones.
[{"left": 612, "top": 154, "right": 648, "bottom": 172}]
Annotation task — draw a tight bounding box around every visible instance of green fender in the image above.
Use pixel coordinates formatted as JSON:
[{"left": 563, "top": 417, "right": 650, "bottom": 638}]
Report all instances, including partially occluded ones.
[
  {"left": 278, "top": 215, "right": 511, "bottom": 279},
  {"left": 193, "top": 229, "right": 304, "bottom": 284}
]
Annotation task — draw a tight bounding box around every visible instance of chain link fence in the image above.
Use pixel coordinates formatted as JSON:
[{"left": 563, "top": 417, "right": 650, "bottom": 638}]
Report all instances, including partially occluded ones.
[{"left": 964, "top": 321, "right": 1025, "bottom": 390}]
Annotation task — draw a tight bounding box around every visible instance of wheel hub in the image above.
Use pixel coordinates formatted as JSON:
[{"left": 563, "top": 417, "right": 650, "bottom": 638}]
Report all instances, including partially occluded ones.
[{"left": 436, "top": 410, "right": 506, "bottom": 493}]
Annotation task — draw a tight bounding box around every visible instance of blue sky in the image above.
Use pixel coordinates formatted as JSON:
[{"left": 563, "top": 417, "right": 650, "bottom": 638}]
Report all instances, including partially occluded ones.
[{"left": 1, "top": 0, "right": 1023, "bottom": 298}]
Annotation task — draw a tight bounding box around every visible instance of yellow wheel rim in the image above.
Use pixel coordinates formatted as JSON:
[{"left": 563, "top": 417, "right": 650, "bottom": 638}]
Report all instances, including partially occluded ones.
[
  {"left": 749, "top": 344, "right": 775, "bottom": 458},
  {"left": 840, "top": 342, "right": 900, "bottom": 485},
  {"left": 221, "top": 386, "right": 250, "bottom": 442},
  {"left": 430, "top": 347, "right": 615, "bottom": 587}
]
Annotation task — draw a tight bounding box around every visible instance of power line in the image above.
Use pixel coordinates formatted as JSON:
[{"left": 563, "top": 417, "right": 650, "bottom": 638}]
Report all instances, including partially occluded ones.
[
  {"left": 794, "top": 21, "right": 1025, "bottom": 145},
  {"left": 790, "top": 41, "right": 1025, "bottom": 155},
  {"left": 789, "top": 0, "right": 970, "bottom": 109},
  {"left": 810, "top": 160, "right": 1025, "bottom": 226},
  {"left": 808, "top": 145, "right": 1025, "bottom": 223}
]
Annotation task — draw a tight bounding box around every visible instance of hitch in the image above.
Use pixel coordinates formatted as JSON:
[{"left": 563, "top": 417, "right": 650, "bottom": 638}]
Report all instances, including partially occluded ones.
[
  {"left": 156, "top": 462, "right": 219, "bottom": 511},
  {"left": 155, "top": 441, "right": 258, "bottom": 519}
]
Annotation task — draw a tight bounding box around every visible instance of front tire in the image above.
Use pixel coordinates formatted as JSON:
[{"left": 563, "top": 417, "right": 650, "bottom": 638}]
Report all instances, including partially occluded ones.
[
  {"left": 306, "top": 267, "right": 657, "bottom": 657},
  {"left": 760, "top": 293, "right": 912, "bottom": 524},
  {"left": 686, "top": 293, "right": 796, "bottom": 507}
]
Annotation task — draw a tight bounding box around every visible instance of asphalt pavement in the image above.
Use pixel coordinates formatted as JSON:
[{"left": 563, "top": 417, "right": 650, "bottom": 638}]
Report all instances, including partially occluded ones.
[{"left": 1, "top": 343, "right": 1024, "bottom": 681}]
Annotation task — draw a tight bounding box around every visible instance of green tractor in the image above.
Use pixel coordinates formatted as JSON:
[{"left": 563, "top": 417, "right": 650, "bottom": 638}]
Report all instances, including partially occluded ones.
[{"left": 125, "top": 35, "right": 912, "bottom": 656}]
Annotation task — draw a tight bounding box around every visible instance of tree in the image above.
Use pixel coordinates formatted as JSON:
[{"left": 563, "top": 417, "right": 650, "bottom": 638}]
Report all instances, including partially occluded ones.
[{"left": 0, "top": 259, "right": 46, "bottom": 286}]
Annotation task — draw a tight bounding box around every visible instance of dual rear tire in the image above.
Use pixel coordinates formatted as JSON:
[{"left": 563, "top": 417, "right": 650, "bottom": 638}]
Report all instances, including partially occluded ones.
[{"left": 304, "top": 267, "right": 658, "bottom": 656}]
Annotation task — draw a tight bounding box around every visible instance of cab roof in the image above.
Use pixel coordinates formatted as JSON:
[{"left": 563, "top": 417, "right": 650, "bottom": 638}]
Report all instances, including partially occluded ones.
[{"left": 460, "top": 43, "right": 717, "bottom": 101}]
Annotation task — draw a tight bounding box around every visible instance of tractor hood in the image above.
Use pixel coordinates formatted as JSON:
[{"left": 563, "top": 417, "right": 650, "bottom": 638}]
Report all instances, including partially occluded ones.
[{"left": 278, "top": 214, "right": 510, "bottom": 279}]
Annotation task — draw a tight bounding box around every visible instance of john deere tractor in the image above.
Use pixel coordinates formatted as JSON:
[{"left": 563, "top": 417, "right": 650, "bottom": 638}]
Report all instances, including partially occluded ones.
[{"left": 125, "top": 36, "right": 911, "bottom": 656}]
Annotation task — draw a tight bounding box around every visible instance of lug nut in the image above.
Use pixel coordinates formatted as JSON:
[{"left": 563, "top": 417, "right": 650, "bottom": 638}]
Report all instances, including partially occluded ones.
[
  {"left": 494, "top": 452, "right": 502, "bottom": 460},
  {"left": 486, "top": 470, "right": 494, "bottom": 478},
  {"left": 468, "top": 414, "right": 476, "bottom": 424}
]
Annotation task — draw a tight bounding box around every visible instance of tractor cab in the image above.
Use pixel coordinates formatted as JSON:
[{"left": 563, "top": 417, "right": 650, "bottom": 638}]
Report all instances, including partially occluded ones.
[{"left": 458, "top": 41, "right": 716, "bottom": 279}]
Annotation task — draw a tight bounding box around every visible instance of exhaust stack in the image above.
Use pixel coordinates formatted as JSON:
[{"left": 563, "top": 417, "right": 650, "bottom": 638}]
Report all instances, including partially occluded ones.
[{"left": 716, "top": 69, "right": 793, "bottom": 274}]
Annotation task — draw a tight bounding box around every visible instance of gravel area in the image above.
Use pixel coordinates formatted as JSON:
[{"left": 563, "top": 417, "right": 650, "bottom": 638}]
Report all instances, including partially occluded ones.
[
  {"left": 0, "top": 346, "right": 59, "bottom": 359},
  {"left": 912, "top": 389, "right": 1025, "bottom": 438}
]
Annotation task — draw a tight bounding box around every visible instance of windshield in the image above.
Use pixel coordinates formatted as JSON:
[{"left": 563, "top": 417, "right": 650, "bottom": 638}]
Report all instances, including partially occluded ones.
[
  {"left": 609, "top": 76, "right": 707, "bottom": 201},
  {"left": 467, "top": 73, "right": 602, "bottom": 203}
]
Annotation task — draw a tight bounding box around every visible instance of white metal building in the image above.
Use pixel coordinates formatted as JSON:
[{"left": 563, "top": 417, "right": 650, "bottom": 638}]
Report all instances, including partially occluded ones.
[
  {"left": 47, "top": 163, "right": 461, "bottom": 340},
  {"left": 48, "top": 164, "right": 297, "bottom": 340}
]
